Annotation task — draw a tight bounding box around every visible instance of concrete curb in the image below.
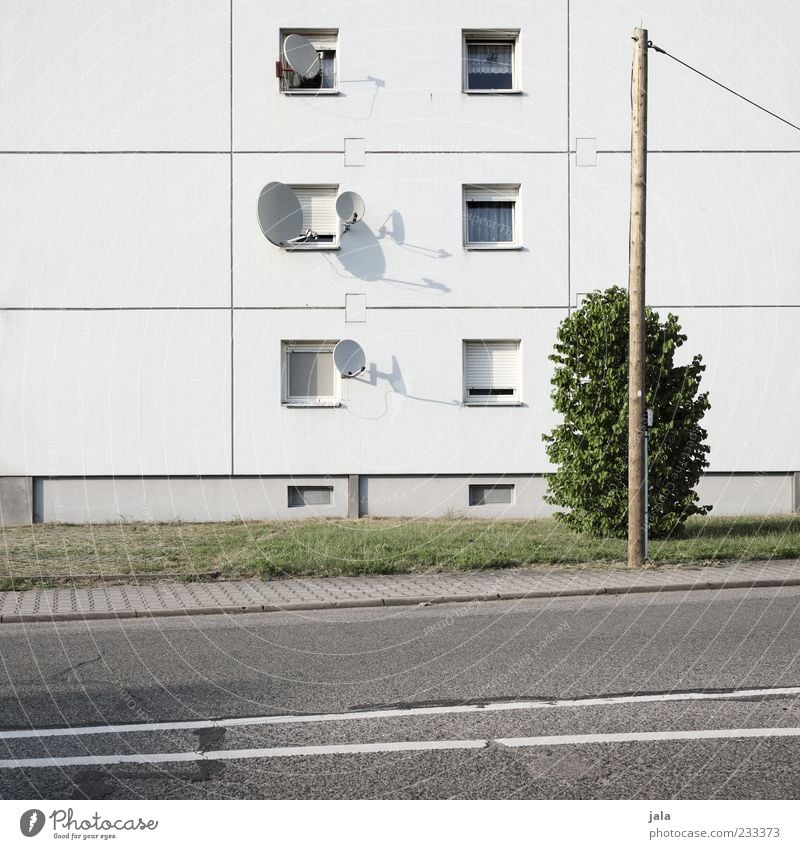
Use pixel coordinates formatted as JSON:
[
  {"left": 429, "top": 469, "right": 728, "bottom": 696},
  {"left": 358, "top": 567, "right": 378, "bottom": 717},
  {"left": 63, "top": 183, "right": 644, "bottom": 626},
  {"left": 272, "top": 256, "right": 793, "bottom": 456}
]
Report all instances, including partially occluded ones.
[{"left": 2, "top": 575, "right": 799, "bottom": 624}]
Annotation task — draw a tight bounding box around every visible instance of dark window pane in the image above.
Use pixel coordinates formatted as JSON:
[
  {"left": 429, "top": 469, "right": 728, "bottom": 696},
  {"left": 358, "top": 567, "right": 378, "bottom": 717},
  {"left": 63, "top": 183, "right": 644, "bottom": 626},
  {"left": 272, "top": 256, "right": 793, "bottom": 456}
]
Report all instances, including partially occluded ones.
[
  {"left": 465, "top": 201, "right": 514, "bottom": 243},
  {"left": 288, "top": 351, "right": 333, "bottom": 397},
  {"left": 467, "top": 387, "right": 514, "bottom": 396},
  {"left": 466, "top": 43, "right": 513, "bottom": 90}
]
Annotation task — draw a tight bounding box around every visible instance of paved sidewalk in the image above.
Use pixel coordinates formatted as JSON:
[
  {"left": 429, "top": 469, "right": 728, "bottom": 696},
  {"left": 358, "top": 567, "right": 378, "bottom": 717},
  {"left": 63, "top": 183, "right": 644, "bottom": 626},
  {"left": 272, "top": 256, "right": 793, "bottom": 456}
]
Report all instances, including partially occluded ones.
[{"left": 1, "top": 559, "right": 799, "bottom": 623}]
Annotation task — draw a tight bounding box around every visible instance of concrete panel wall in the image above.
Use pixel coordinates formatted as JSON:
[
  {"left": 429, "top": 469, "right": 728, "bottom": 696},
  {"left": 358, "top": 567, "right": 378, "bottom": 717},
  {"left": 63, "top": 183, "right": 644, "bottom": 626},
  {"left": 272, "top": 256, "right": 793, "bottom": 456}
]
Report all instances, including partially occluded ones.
[
  {"left": 0, "top": 155, "right": 230, "bottom": 308},
  {"left": 0, "top": 0, "right": 230, "bottom": 151},
  {"left": 233, "top": 307, "right": 563, "bottom": 475},
  {"left": 669, "top": 308, "right": 800, "bottom": 473},
  {"left": 0, "top": 311, "right": 231, "bottom": 476},
  {"left": 234, "top": 152, "right": 567, "bottom": 308},
  {"left": 571, "top": 153, "right": 800, "bottom": 306},
  {"left": 39, "top": 477, "right": 348, "bottom": 524},
  {"left": 33, "top": 473, "right": 795, "bottom": 523},
  {"left": 1, "top": 2, "right": 798, "bottom": 522},
  {"left": 697, "top": 474, "right": 794, "bottom": 517},
  {"left": 234, "top": 0, "right": 568, "bottom": 153},
  {"left": 361, "top": 475, "right": 554, "bottom": 518},
  {"left": 570, "top": 0, "right": 800, "bottom": 151}
]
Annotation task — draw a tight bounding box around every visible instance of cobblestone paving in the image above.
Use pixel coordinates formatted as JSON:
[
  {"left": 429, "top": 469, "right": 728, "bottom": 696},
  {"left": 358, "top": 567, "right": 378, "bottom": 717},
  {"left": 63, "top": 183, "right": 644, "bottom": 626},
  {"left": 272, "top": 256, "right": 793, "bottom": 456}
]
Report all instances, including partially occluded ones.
[{"left": 1, "top": 560, "right": 798, "bottom": 622}]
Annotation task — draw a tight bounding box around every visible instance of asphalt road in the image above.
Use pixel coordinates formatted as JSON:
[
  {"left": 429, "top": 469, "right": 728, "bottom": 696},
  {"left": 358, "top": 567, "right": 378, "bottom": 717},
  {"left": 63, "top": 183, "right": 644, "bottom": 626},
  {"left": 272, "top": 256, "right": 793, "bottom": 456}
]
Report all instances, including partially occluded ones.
[{"left": 2, "top": 585, "right": 800, "bottom": 799}]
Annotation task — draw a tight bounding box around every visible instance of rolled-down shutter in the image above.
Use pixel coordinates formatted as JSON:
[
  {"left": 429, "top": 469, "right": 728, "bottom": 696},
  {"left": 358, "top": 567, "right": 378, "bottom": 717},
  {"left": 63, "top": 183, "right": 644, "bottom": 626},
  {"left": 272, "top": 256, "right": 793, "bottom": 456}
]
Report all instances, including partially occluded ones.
[
  {"left": 464, "top": 340, "right": 520, "bottom": 400},
  {"left": 291, "top": 186, "right": 339, "bottom": 236},
  {"left": 307, "top": 33, "right": 337, "bottom": 51},
  {"left": 464, "top": 185, "right": 518, "bottom": 202}
]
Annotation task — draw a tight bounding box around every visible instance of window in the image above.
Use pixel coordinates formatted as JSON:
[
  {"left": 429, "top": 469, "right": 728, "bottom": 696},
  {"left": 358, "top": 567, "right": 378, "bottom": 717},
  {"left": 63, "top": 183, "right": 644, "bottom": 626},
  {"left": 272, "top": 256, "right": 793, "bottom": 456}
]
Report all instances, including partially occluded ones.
[
  {"left": 463, "top": 340, "right": 521, "bottom": 405},
  {"left": 282, "top": 342, "right": 339, "bottom": 406},
  {"left": 463, "top": 184, "right": 519, "bottom": 248},
  {"left": 287, "top": 185, "right": 339, "bottom": 248},
  {"left": 469, "top": 484, "right": 515, "bottom": 506},
  {"left": 279, "top": 30, "right": 338, "bottom": 93},
  {"left": 462, "top": 30, "right": 519, "bottom": 93},
  {"left": 288, "top": 486, "right": 333, "bottom": 507}
]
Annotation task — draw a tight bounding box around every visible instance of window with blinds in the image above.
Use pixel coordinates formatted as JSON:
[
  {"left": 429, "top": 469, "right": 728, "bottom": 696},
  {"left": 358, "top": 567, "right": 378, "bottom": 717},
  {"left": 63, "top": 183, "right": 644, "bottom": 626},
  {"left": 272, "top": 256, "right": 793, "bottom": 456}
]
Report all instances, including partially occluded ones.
[
  {"left": 462, "top": 30, "right": 519, "bottom": 92},
  {"left": 463, "top": 185, "right": 519, "bottom": 247},
  {"left": 280, "top": 30, "right": 338, "bottom": 93},
  {"left": 287, "top": 185, "right": 339, "bottom": 247},
  {"left": 463, "top": 340, "right": 521, "bottom": 404}
]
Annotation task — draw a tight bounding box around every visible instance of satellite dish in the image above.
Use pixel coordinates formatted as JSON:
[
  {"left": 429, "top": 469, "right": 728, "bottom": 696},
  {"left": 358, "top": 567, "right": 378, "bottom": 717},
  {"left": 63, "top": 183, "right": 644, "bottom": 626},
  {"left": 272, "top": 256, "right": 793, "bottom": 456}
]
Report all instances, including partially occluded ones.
[
  {"left": 336, "top": 191, "right": 366, "bottom": 225},
  {"left": 283, "top": 34, "right": 320, "bottom": 79},
  {"left": 257, "top": 182, "right": 304, "bottom": 246},
  {"left": 333, "top": 339, "right": 366, "bottom": 378}
]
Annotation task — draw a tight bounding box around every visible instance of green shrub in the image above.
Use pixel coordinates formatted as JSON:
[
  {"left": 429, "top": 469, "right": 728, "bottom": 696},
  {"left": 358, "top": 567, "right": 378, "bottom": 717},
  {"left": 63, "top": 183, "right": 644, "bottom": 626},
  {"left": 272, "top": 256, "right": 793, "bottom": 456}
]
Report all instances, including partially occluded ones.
[{"left": 543, "top": 286, "right": 711, "bottom": 538}]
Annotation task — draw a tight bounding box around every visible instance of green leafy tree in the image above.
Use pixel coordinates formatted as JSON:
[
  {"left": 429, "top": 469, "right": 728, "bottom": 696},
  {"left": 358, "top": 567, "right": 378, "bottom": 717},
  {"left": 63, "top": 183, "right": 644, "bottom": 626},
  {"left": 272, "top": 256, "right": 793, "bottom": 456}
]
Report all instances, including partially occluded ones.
[{"left": 543, "top": 286, "right": 711, "bottom": 538}]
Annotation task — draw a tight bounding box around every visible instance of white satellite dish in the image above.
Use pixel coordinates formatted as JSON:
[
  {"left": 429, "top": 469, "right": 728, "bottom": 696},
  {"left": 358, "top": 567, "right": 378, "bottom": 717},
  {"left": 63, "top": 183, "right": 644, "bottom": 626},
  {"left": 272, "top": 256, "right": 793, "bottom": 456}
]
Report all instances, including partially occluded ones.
[
  {"left": 257, "top": 182, "right": 305, "bottom": 247},
  {"left": 336, "top": 191, "right": 366, "bottom": 226},
  {"left": 333, "top": 339, "right": 366, "bottom": 378},
  {"left": 283, "top": 34, "right": 321, "bottom": 79}
]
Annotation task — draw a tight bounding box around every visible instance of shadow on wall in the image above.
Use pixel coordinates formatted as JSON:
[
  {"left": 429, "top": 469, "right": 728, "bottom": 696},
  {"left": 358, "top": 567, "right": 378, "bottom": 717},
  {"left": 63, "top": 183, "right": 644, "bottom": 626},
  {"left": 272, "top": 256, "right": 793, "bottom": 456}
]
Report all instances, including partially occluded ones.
[
  {"left": 297, "top": 76, "right": 385, "bottom": 121},
  {"left": 349, "top": 355, "right": 460, "bottom": 408},
  {"left": 330, "top": 210, "right": 452, "bottom": 292}
]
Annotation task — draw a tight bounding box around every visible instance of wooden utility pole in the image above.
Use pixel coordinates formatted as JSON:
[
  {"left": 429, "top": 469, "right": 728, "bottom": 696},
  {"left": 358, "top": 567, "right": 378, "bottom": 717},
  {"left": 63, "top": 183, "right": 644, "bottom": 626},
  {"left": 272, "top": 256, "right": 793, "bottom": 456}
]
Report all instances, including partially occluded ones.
[{"left": 628, "top": 27, "right": 648, "bottom": 568}]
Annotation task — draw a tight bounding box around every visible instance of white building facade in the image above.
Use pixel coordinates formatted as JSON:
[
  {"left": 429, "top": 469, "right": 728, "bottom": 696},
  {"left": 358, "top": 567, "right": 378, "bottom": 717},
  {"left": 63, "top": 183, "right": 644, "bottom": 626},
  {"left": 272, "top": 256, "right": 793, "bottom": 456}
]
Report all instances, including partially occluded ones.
[{"left": 1, "top": 0, "right": 799, "bottom": 524}]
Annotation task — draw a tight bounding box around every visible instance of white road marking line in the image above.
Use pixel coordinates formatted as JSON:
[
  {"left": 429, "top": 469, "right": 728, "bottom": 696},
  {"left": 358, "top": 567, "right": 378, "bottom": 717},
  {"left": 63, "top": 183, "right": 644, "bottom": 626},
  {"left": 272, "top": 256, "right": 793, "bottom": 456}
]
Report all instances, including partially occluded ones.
[
  {"left": 0, "top": 740, "right": 487, "bottom": 769},
  {"left": 2, "top": 726, "right": 800, "bottom": 770},
  {"left": 496, "top": 726, "right": 800, "bottom": 747},
  {"left": 2, "top": 686, "right": 798, "bottom": 741}
]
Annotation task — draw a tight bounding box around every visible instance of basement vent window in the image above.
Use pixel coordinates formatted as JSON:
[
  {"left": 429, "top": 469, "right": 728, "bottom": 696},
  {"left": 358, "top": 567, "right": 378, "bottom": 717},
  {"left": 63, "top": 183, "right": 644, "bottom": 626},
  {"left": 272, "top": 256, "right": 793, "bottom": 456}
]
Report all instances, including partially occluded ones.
[
  {"left": 463, "top": 339, "right": 521, "bottom": 405},
  {"left": 469, "top": 484, "right": 515, "bottom": 506},
  {"left": 287, "top": 185, "right": 340, "bottom": 249},
  {"left": 288, "top": 486, "right": 334, "bottom": 507}
]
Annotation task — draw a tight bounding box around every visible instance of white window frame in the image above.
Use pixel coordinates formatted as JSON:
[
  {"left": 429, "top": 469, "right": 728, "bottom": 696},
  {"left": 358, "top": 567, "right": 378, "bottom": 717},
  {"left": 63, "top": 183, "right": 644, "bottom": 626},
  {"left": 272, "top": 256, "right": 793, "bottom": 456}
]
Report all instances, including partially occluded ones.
[
  {"left": 285, "top": 184, "right": 340, "bottom": 251},
  {"left": 462, "top": 30, "right": 520, "bottom": 94},
  {"left": 463, "top": 184, "right": 520, "bottom": 250},
  {"left": 282, "top": 341, "right": 340, "bottom": 407},
  {"left": 279, "top": 29, "right": 339, "bottom": 95},
  {"left": 463, "top": 339, "right": 522, "bottom": 406}
]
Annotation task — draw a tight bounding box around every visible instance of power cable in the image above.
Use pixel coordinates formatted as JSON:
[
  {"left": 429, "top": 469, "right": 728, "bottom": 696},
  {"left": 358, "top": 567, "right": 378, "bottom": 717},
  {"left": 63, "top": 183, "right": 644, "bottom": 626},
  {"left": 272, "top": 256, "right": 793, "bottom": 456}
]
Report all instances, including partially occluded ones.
[{"left": 648, "top": 40, "right": 800, "bottom": 134}]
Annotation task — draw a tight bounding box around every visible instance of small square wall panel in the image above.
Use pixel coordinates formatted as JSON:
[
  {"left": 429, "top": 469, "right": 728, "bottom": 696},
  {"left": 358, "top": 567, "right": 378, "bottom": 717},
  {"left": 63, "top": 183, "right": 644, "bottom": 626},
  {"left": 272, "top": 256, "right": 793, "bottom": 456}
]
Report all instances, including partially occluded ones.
[
  {"left": 345, "top": 294, "right": 367, "bottom": 322},
  {"left": 344, "top": 138, "right": 367, "bottom": 167},
  {"left": 575, "top": 138, "right": 597, "bottom": 167}
]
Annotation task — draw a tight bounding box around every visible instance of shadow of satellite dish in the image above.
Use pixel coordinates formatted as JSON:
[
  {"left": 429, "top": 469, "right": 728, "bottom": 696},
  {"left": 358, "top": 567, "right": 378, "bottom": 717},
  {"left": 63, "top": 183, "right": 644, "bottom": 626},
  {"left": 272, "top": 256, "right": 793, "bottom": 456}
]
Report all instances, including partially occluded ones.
[
  {"left": 337, "top": 223, "right": 386, "bottom": 281},
  {"left": 421, "top": 277, "right": 451, "bottom": 292},
  {"left": 389, "top": 210, "right": 405, "bottom": 245}
]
